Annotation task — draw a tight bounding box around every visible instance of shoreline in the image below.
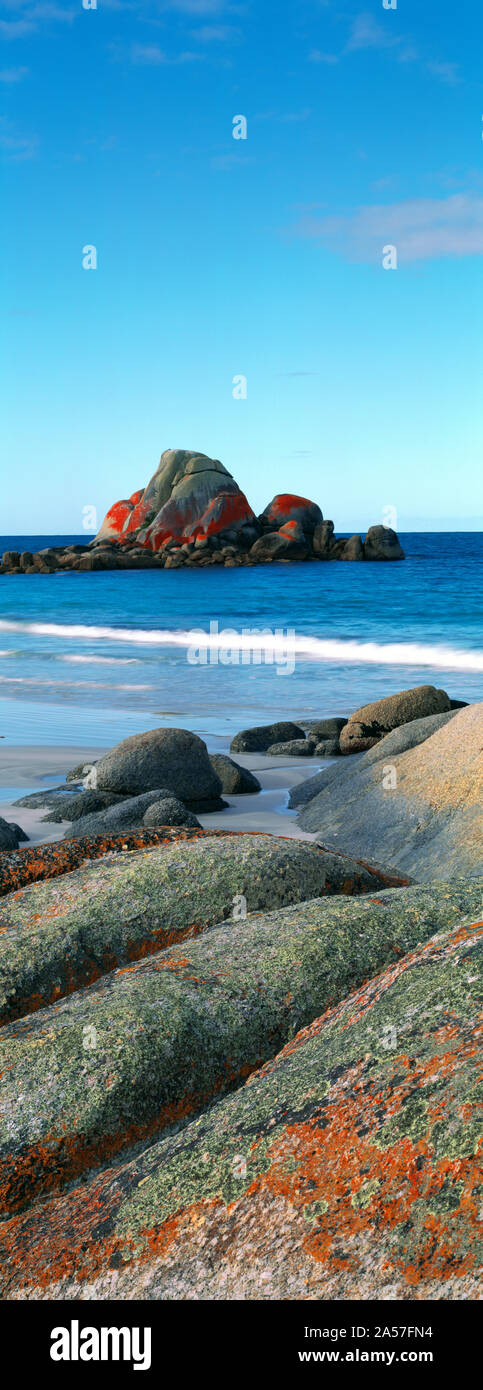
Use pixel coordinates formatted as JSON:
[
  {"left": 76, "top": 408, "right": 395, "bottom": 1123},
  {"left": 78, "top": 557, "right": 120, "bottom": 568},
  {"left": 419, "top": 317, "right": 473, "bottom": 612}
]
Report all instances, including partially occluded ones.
[{"left": 0, "top": 743, "right": 326, "bottom": 846}]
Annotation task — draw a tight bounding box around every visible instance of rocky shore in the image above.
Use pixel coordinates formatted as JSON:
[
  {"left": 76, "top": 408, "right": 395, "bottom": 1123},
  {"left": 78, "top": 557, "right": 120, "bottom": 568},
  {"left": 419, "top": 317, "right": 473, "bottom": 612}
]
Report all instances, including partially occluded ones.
[
  {"left": 0, "top": 449, "right": 405, "bottom": 572},
  {"left": 0, "top": 682, "right": 481, "bottom": 1299}
]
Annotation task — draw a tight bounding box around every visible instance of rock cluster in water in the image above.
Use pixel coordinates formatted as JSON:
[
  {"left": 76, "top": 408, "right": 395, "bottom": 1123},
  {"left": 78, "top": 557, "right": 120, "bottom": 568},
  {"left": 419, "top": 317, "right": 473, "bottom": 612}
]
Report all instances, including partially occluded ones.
[{"left": 0, "top": 449, "right": 405, "bottom": 572}]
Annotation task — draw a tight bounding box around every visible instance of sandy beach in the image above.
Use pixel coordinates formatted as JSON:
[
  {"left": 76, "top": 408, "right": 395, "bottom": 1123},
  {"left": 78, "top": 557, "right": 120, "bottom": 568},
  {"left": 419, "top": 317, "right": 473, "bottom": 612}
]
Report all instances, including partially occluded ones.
[{"left": 0, "top": 743, "right": 325, "bottom": 846}]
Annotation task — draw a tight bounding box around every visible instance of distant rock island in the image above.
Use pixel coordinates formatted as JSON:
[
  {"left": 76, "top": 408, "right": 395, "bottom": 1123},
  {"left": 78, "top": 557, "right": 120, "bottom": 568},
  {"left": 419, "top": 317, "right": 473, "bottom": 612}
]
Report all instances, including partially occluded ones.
[{"left": 0, "top": 449, "right": 405, "bottom": 573}]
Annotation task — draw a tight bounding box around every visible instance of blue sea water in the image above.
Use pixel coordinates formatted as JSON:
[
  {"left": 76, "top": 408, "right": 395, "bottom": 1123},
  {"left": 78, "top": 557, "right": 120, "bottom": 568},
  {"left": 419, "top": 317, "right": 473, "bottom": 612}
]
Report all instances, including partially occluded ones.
[{"left": 0, "top": 533, "right": 482, "bottom": 750}]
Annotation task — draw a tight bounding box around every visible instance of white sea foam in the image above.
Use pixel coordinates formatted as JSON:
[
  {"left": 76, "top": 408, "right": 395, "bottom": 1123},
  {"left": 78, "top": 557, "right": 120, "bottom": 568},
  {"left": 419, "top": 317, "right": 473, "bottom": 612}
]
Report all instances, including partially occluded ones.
[
  {"left": 0, "top": 618, "right": 481, "bottom": 672},
  {"left": 0, "top": 676, "right": 153, "bottom": 690},
  {"left": 61, "top": 655, "right": 140, "bottom": 665}
]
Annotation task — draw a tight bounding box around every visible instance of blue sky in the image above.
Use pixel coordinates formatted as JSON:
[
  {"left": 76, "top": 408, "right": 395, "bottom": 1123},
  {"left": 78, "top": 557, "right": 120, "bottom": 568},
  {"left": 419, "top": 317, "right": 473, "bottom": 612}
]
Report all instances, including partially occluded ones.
[{"left": 1, "top": 0, "right": 482, "bottom": 533}]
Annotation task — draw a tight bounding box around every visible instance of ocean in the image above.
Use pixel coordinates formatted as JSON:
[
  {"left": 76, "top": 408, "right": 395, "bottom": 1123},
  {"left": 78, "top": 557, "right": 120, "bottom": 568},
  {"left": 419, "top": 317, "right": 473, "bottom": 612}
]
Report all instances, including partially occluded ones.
[{"left": 0, "top": 533, "right": 482, "bottom": 753}]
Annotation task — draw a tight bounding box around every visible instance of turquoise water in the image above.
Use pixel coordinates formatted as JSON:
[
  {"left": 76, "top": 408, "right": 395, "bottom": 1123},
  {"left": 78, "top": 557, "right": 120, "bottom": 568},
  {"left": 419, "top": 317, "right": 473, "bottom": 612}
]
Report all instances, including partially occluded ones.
[{"left": 0, "top": 533, "right": 482, "bottom": 748}]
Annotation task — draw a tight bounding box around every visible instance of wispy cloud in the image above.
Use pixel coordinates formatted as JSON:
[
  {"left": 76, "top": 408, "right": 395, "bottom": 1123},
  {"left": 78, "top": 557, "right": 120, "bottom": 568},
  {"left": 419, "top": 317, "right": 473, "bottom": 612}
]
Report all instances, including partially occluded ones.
[
  {"left": 0, "top": 18, "right": 36, "bottom": 37},
  {"left": 308, "top": 49, "right": 338, "bottom": 65},
  {"left": 0, "top": 116, "right": 37, "bottom": 158},
  {"left": 130, "top": 42, "right": 202, "bottom": 64},
  {"left": 0, "top": 63, "right": 28, "bottom": 80},
  {"left": 0, "top": 2, "right": 76, "bottom": 39},
  {"left": 307, "top": 10, "right": 462, "bottom": 87},
  {"left": 345, "top": 12, "right": 400, "bottom": 53},
  {"left": 426, "top": 59, "right": 460, "bottom": 86},
  {"left": 293, "top": 195, "right": 483, "bottom": 263},
  {"left": 163, "top": 0, "right": 229, "bottom": 12},
  {"left": 190, "top": 24, "right": 241, "bottom": 42}
]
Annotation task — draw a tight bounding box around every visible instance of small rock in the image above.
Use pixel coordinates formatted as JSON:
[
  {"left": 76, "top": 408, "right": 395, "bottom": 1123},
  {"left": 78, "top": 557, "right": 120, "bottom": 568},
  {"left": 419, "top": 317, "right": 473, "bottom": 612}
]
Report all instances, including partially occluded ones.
[
  {"left": 209, "top": 754, "right": 261, "bottom": 794},
  {"left": 267, "top": 740, "right": 315, "bottom": 756},
  {"left": 230, "top": 721, "right": 305, "bottom": 753},
  {"left": 142, "top": 798, "right": 200, "bottom": 828}
]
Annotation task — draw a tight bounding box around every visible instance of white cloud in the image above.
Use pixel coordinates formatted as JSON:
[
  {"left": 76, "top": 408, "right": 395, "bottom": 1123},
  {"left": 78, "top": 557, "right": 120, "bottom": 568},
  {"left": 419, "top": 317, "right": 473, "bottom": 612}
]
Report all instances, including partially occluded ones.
[
  {"left": 345, "top": 12, "right": 400, "bottom": 53},
  {"left": 294, "top": 195, "right": 483, "bottom": 263}
]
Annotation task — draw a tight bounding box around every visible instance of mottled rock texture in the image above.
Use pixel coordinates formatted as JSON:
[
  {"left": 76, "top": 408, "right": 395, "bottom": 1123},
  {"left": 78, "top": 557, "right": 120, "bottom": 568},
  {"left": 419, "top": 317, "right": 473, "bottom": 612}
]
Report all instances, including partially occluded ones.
[
  {"left": 230, "top": 721, "right": 305, "bottom": 753},
  {"left": 259, "top": 494, "right": 323, "bottom": 534},
  {"left": 298, "top": 703, "right": 483, "bottom": 880},
  {"left": 209, "top": 754, "right": 261, "bottom": 795},
  {"left": 62, "top": 788, "right": 195, "bottom": 839},
  {"left": 96, "top": 451, "right": 256, "bottom": 550},
  {"left": 364, "top": 524, "right": 405, "bottom": 560},
  {"left": 0, "top": 835, "right": 408, "bottom": 1027},
  {"left": 340, "top": 684, "right": 451, "bottom": 754},
  {"left": 85, "top": 727, "right": 223, "bottom": 807},
  {"left": 1, "top": 905, "right": 481, "bottom": 1299},
  {"left": 142, "top": 798, "right": 200, "bottom": 829},
  {"left": 0, "top": 875, "right": 477, "bottom": 1219},
  {"left": 267, "top": 740, "right": 315, "bottom": 756},
  {"left": 289, "top": 710, "right": 457, "bottom": 810}
]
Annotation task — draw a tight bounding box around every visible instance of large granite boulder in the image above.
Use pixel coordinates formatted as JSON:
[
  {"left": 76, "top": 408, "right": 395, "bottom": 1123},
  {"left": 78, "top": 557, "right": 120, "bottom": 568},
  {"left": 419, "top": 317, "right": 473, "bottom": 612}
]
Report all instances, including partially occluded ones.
[
  {"left": 2, "top": 875, "right": 475, "bottom": 1217},
  {"left": 0, "top": 834, "right": 409, "bottom": 1025},
  {"left": 298, "top": 703, "right": 483, "bottom": 880},
  {"left": 231, "top": 721, "right": 305, "bottom": 753},
  {"left": 290, "top": 710, "right": 457, "bottom": 809},
  {"left": 312, "top": 520, "right": 336, "bottom": 557},
  {"left": 1, "top": 881, "right": 480, "bottom": 1298},
  {"left": 259, "top": 494, "right": 322, "bottom": 534},
  {"left": 85, "top": 727, "right": 223, "bottom": 807},
  {"left": 331, "top": 533, "right": 364, "bottom": 561},
  {"left": 94, "top": 488, "right": 144, "bottom": 542},
  {"left": 364, "top": 524, "right": 405, "bottom": 560},
  {"left": 340, "top": 683, "right": 451, "bottom": 754},
  {"left": 209, "top": 754, "right": 261, "bottom": 794},
  {"left": 95, "top": 451, "right": 256, "bottom": 551}
]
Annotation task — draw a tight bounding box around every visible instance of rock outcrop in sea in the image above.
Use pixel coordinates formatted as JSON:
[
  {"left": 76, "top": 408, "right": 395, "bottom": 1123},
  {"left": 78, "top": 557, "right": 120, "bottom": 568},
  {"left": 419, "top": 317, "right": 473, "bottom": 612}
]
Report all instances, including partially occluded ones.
[{"left": 0, "top": 449, "right": 405, "bottom": 572}]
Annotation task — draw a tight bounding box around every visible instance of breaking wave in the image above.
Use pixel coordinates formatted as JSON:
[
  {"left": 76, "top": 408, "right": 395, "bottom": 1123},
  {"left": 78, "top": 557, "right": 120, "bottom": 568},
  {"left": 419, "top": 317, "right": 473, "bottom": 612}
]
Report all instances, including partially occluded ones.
[{"left": 0, "top": 619, "right": 481, "bottom": 672}]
